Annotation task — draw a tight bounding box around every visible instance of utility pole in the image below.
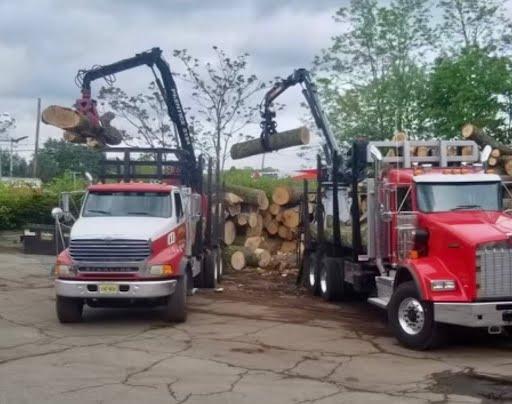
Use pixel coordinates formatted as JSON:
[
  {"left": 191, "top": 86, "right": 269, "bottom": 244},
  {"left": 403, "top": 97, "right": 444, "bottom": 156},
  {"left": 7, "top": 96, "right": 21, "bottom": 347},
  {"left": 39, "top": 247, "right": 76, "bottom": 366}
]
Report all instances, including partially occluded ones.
[{"left": 33, "top": 98, "right": 41, "bottom": 178}]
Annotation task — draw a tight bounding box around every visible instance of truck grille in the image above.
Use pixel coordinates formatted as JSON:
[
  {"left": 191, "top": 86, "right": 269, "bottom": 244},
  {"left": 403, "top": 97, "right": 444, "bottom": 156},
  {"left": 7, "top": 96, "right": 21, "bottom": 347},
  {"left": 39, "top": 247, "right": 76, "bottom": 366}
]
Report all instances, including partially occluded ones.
[
  {"left": 69, "top": 239, "right": 151, "bottom": 262},
  {"left": 476, "top": 245, "right": 512, "bottom": 299}
]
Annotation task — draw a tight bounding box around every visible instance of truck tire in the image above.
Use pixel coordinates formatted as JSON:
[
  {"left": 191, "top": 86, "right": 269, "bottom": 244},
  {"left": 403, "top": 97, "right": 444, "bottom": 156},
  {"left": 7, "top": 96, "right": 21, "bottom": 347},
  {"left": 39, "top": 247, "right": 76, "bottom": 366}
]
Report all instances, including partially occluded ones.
[
  {"left": 305, "top": 253, "right": 320, "bottom": 295},
  {"left": 319, "top": 257, "right": 344, "bottom": 301},
  {"left": 388, "top": 281, "right": 443, "bottom": 350},
  {"left": 202, "top": 249, "right": 216, "bottom": 289},
  {"left": 56, "top": 296, "right": 83, "bottom": 323},
  {"left": 164, "top": 274, "right": 187, "bottom": 323}
]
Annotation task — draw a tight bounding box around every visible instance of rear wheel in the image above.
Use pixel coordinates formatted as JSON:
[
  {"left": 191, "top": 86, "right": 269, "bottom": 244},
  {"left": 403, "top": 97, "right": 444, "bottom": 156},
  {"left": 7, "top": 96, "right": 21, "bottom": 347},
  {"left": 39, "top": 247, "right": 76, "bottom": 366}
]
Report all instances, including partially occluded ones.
[
  {"left": 164, "top": 274, "right": 187, "bottom": 323},
  {"left": 56, "top": 296, "right": 83, "bottom": 323},
  {"left": 202, "top": 249, "right": 217, "bottom": 289},
  {"left": 319, "top": 257, "right": 344, "bottom": 301},
  {"left": 388, "top": 281, "right": 443, "bottom": 350},
  {"left": 304, "top": 253, "right": 320, "bottom": 295}
]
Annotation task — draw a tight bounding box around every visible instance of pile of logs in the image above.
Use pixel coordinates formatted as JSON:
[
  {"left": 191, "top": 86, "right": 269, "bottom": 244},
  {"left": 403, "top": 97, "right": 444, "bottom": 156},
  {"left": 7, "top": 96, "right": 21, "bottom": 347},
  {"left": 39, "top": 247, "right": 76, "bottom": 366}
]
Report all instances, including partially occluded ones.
[
  {"left": 462, "top": 124, "right": 512, "bottom": 176},
  {"left": 222, "top": 184, "right": 303, "bottom": 271}
]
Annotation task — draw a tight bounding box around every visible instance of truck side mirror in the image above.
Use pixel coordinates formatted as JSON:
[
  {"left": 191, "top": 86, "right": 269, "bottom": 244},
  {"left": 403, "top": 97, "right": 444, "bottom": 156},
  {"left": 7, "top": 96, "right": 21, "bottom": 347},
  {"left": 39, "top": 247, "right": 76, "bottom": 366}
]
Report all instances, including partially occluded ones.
[
  {"left": 480, "top": 145, "right": 492, "bottom": 163},
  {"left": 84, "top": 172, "right": 93, "bottom": 184},
  {"left": 51, "top": 207, "right": 64, "bottom": 220},
  {"left": 369, "top": 145, "right": 383, "bottom": 161}
]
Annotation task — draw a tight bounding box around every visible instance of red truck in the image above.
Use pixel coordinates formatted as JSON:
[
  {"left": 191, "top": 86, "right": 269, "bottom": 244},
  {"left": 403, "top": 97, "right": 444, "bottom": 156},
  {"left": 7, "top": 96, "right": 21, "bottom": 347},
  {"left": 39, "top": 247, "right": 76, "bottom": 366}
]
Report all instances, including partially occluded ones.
[
  {"left": 51, "top": 49, "right": 221, "bottom": 323},
  {"left": 301, "top": 140, "right": 512, "bottom": 349}
]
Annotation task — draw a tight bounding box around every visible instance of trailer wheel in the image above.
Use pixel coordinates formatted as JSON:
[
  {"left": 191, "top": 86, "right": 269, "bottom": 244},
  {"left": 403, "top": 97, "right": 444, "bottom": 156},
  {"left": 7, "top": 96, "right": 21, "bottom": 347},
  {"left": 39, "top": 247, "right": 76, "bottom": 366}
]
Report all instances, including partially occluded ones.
[
  {"left": 305, "top": 253, "right": 320, "bottom": 295},
  {"left": 202, "top": 249, "right": 217, "bottom": 289},
  {"left": 319, "top": 257, "right": 344, "bottom": 301},
  {"left": 56, "top": 296, "right": 83, "bottom": 323},
  {"left": 388, "top": 281, "right": 443, "bottom": 350},
  {"left": 164, "top": 274, "right": 187, "bottom": 323}
]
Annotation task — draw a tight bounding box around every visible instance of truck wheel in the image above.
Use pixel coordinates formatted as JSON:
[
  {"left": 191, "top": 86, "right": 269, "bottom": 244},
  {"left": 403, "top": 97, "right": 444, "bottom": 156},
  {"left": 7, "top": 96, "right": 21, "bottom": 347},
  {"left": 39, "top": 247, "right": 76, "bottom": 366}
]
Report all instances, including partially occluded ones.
[
  {"left": 305, "top": 253, "right": 320, "bottom": 295},
  {"left": 202, "top": 249, "right": 216, "bottom": 289},
  {"left": 388, "top": 281, "right": 443, "bottom": 350},
  {"left": 319, "top": 257, "right": 344, "bottom": 301},
  {"left": 164, "top": 274, "right": 187, "bottom": 323},
  {"left": 56, "top": 296, "right": 83, "bottom": 323}
]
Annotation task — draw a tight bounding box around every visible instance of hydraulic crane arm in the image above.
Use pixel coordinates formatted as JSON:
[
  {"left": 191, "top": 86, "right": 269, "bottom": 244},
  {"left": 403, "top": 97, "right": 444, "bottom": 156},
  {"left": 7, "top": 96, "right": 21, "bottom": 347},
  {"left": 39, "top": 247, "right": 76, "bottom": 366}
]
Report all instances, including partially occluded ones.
[
  {"left": 77, "top": 47, "right": 195, "bottom": 163},
  {"left": 260, "top": 68, "right": 340, "bottom": 165}
]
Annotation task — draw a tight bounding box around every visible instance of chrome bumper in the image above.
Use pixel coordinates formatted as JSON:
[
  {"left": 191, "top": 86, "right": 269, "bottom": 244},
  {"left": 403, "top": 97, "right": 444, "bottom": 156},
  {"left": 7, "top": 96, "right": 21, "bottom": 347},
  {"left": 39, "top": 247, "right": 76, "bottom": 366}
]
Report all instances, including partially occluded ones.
[
  {"left": 55, "top": 279, "right": 177, "bottom": 299},
  {"left": 435, "top": 301, "right": 512, "bottom": 327}
]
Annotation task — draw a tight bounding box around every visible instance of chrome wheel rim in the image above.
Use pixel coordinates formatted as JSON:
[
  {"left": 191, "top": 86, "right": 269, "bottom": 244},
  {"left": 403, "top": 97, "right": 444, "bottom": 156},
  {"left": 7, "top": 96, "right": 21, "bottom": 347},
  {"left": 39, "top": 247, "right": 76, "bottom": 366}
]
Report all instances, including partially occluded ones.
[
  {"left": 214, "top": 256, "right": 218, "bottom": 281},
  {"left": 398, "top": 297, "right": 425, "bottom": 335},
  {"left": 309, "top": 263, "right": 316, "bottom": 288},
  {"left": 320, "top": 267, "right": 328, "bottom": 294}
]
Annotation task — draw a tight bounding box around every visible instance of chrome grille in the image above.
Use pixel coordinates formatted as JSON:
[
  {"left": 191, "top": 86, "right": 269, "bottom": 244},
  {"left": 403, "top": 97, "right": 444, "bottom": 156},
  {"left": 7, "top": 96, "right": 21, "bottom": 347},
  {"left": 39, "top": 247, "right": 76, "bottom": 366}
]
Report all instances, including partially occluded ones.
[
  {"left": 476, "top": 246, "right": 512, "bottom": 299},
  {"left": 69, "top": 239, "right": 150, "bottom": 262}
]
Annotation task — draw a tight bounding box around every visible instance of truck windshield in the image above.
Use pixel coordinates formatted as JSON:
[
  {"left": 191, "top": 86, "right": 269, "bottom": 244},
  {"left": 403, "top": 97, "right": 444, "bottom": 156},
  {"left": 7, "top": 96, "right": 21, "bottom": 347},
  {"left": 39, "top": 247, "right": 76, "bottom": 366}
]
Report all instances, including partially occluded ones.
[
  {"left": 83, "top": 192, "right": 172, "bottom": 218},
  {"left": 416, "top": 182, "right": 501, "bottom": 212}
]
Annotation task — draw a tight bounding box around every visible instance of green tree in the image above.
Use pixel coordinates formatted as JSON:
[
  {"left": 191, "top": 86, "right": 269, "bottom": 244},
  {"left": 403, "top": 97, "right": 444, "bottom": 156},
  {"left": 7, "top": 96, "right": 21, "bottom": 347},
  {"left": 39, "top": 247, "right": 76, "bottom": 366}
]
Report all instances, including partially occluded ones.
[
  {"left": 0, "top": 149, "right": 28, "bottom": 177},
  {"left": 316, "top": 0, "right": 433, "bottom": 141},
  {"left": 438, "top": 0, "right": 512, "bottom": 53},
  {"left": 425, "top": 48, "right": 512, "bottom": 140},
  {"left": 35, "top": 139, "right": 103, "bottom": 182}
]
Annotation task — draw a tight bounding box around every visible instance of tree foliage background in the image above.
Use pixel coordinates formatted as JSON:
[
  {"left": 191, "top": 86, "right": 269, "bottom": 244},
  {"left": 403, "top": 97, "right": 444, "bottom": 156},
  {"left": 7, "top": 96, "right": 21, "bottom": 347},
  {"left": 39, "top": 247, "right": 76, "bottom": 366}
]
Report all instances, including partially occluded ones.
[{"left": 315, "top": 0, "right": 512, "bottom": 143}]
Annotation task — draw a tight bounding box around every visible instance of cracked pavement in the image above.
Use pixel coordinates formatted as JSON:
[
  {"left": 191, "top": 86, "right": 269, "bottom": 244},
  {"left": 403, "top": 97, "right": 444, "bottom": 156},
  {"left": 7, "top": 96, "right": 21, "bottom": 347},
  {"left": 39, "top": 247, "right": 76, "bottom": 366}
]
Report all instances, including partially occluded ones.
[{"left": 1, "top": 250, "right": 512, "bottom": 404}]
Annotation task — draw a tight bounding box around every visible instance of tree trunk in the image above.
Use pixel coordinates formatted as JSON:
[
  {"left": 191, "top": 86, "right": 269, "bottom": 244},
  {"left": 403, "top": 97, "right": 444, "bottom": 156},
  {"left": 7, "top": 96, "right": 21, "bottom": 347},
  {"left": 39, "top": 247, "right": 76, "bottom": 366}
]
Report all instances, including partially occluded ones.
[
  {"left": 462, "top": 123, "right": 512, "bottom": 154},
  {"left": 272, "top": 186, "right": 302, "bottom": 206},
  {"left": 230, "top": 126, "right": 310, "bottom": 160},
  {"left": 224, "top": 192, "right": 243, "bottom": 205},
  {"left": 225, "top": 185, "right": 269, "bottom": 210}
]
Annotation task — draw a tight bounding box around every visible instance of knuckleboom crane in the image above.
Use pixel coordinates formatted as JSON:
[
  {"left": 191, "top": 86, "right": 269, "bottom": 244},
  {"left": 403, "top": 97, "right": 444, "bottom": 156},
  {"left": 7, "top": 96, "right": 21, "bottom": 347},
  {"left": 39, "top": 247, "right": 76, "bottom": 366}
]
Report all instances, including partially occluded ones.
[{"left": 74, "top": 47, "right": 201, "bottom": 189}]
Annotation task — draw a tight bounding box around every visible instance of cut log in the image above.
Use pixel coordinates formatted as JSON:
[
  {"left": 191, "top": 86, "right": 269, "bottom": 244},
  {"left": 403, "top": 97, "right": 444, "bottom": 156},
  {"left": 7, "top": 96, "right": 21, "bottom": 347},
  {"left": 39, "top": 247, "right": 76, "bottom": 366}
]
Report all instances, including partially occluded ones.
[
  {"left": 230, "top": 126, "right": 310, "bottom": 160},
  {"left": 282, "top": 207, "right": 300, "bottom": 228},
  {"left": 488, "top": 156, "right": 498, "bottom": 167},
  {"left": 461, "top": 146, "right": 474, "bottom": 156},
  {"left": 224, "top": 220, "right": 236, "bottom": 245},
  {"left": 491, "top": 149, "right": 501, "bottom": 158},
  {"left": 260, "top": 237, "right": 282, "bottom": 254},
  {"left": 272, "top": 186, "right": 302, "bottom": 206},
  {"left": 264, "top": 219, "right": 279, "bottom": 236},
  {"left": 415, "top": 146, "right": 429, "bottom": 157},
  {"left": 244, "top": 236, "right": 263, "bottom": 251},
  {"left": 269, "top": 203, "right": 282, "bottom": 216},
  {"left": 236, "top": 214, "right": 248, "bottom": 226},
  {"left": 278, "top": 225, "right": 294, "bottom": 241},
  {"left": 246, "top": 214, "right": 263, "bottom": 237},
  {"left": 227, "top": 204, "right": 241, "bottom": 217},
  {"left": 280, "top": 241, "right": 296, "bottom": 253},
  {"left": 42, "top": 105, "right": 91, "bottom": 130},
  {"left": 262, "top": 211, "right": 273, "bottom": 227},
  {"left": 225, "top": 185, "right": 269, "bottom": 210},
  {"left": 462, "top": 123, "right": 512, "bottom": 154},
  {"left": 386, "top": 131, "right": 408, "bottom": 157},
  {"left": 224, "top": 192, "right": 243, "bottom": 205},
  {"left": 225, "top": 246, "right": 270, "bottom": 269},
  {"left": 503, "top": 156, "right": 512, "bottom": 176},
  {"left": 229, "top": 251, "right": 246, "bottom": 271},
  {"left": 253, "top": 248, "right": 271, "bottom": 268}
]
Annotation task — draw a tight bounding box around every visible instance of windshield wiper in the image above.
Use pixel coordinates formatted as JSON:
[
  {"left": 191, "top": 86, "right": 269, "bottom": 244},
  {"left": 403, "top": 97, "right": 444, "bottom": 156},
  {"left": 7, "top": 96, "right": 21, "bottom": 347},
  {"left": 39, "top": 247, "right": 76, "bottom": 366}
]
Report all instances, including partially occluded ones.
[
  {"left": 451, "top": 204, "right": 483, "bottom": 211},
  {"left": 126, "top": 211, "right": 152, "bottom": 216},
  {"left": 86, "top": 209, "right": 110, "bottom": 215}
]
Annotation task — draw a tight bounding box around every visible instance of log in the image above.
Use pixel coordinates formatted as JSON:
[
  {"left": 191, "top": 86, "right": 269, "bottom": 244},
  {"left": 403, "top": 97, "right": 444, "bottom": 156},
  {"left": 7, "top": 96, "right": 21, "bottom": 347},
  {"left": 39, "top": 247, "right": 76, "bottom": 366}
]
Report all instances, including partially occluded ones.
[
  {"left": 225, "top": 185, "right": 269, "bottom": 210},
  {"left": 503, "top": 156, "right": 512, "bottom": 176},
  {"left": 461, "top": 146, "right": 474, "bottom": 156},
  {"left": 42, "top": 105, "right": 91, "bottom": 130},
  {"left": 236, "top": 214, "right": 248, "bottom": 226},
  {"left": 227, "top": 204, "right": 241, "bottom": 217},
  {"left": 264, "top": 219, "right": 279, "bottom": 236},
  {"left": 462, "top": 123, "right": 512, "bottom": 154},
  {"left": 488, "top": 156, "right": 498, "bottom": 167},
  {"left": 280, "top": 241, "right": 296, "bottom": 253},
  {"left": 224, "top": 220, "right": 236, "bottom": 245},
  {"left": 269, "top": 203, "right": 282, "bottom": 216},
  {"left": 253, "top": 248, "right": 271, "bottom": 268},
  {"left": 244, "top": 236, "right": 263, "bottom": 251},
  {"left": 224, "top": 192, "right": 243, "bottom": 205},
  {"left": 272, "top": 186, "right": 302, "bottom": 206},
  {"left": 246, "top": 214, "right": 263, "bottom": 237},
  {"left": 416, "top": 146, "right": 429, "bottom": 157},
  {"left": 225, "top": 246, "right": 270, "bottom": 269},
  {"left": 386, "top": 131, "right": 408, "bottom": 157},
  {"left": 230, "top": 126, "right": 310, "bottom": 160},
  {"left": 491, "top": 149, "right": 501, "bottom": 158},
  {"left": 262, "top": 211, "right": 273, "bottom": 227},
  {"left": 282, "top": 206, "right": 300, "bottom": 228},
  {"left": 278, "top": 225, "right": 294, "bottom": 241},
  {"left": 260, "top": 237, "right": 282, "bottom": 254}
]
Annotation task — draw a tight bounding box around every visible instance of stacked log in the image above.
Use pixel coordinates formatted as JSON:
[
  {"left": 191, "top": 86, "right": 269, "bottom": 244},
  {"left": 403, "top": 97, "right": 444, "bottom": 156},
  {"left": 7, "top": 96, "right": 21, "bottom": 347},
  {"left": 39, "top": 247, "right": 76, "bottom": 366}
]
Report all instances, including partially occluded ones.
[
  {"left": 222, "top": 183, "right": 303, "bottom": 271},
  {"left": 461, "top": 124, "right": 512, "bottom": 175}
]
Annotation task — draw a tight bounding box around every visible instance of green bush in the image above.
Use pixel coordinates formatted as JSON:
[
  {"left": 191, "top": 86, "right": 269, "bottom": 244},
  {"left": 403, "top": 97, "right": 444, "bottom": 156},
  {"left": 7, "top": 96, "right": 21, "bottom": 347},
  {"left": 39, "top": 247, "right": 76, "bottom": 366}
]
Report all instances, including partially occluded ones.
[
  {"left": 222, "top": 169, "right": 298, "bottom": 198},
  {"left": 0, "top": 173, "right": 86, "bottom": 230}
]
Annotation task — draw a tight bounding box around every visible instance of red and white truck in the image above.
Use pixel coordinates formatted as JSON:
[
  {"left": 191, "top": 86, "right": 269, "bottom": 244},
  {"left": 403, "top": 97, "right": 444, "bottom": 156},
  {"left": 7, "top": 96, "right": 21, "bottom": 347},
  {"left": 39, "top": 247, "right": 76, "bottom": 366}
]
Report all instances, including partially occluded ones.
[{"left": 51, "top": 48, "right": 221, "bottom": 323}]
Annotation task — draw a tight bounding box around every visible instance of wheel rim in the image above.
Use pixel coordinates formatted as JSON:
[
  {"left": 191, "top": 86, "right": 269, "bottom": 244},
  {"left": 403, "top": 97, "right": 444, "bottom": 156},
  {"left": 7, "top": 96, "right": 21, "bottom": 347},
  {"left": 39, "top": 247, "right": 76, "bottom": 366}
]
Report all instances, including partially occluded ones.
[
  {"left": 308, "top": 263, "right": 316, "bottom": 288},
  {"left": 398, "top": 297, "right": 425, "bottom": 335},
  {"left": 320, "top": 267, "right": 328, "bottom": 294},
  {"left": 214, "top": 256, "right": 218, "bottom": 281},
  {"left": 218, "top": 258, "right": 223, "bottom": 277}
]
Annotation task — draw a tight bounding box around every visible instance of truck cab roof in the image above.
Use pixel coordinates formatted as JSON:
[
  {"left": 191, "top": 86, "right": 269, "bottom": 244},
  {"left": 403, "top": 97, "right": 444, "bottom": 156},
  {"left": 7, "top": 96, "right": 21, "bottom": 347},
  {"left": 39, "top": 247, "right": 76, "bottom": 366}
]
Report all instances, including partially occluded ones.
[
  {"left": 88, "top": 183, "right": 174, "bottom": 193},
  {"left": 386, "top": 168, "right": 500, "bottom": 185}
]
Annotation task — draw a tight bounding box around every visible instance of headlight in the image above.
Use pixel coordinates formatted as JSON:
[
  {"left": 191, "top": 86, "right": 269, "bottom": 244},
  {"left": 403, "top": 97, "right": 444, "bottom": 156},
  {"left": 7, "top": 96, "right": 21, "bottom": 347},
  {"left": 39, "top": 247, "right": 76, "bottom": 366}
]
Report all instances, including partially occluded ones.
[
  {"left": 55, "top": 264, "right": 74, "bottom": 277},
  {"left": 430, "top": 280, "right": 456, "bottom": 291},
  {"left": 149, "top": 264, "right": 173, "bottom": 276}
]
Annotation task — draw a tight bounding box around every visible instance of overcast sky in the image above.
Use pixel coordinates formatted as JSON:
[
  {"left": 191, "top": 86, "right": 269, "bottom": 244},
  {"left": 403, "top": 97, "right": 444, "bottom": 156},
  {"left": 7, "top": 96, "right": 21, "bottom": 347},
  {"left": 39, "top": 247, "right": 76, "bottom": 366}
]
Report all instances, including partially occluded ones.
[{"left": 0, "top": 0, "right": 347, "bottom": 173}]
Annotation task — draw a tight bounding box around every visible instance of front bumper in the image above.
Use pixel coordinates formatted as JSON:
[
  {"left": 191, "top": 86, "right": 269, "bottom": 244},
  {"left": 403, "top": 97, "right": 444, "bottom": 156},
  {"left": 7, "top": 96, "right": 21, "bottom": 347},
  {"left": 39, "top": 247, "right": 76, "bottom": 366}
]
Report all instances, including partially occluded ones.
[
  {"left": 435, "top": 301, "right": 512, "bottom": 327},
  {"left": 55, "top": 279, "right": 177, "bottom": 299}
]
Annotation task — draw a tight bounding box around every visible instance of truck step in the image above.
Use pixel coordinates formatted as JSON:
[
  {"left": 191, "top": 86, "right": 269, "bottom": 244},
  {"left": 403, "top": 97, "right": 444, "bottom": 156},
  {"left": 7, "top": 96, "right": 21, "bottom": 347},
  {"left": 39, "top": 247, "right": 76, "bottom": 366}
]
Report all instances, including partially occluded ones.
[
  {"left": 375, "top": 275, "right": 394, "bottom": 300},
  {"left": 367, "top": 297, "right": 390, "bottom": 309}
]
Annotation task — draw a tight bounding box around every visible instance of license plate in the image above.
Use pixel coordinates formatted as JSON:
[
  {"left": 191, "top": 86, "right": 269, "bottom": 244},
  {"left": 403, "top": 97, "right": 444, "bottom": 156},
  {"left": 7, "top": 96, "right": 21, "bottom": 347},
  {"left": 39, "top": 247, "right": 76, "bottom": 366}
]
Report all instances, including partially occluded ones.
[{"left": 99, "top": 284, "right": 118, "bottom": 294}]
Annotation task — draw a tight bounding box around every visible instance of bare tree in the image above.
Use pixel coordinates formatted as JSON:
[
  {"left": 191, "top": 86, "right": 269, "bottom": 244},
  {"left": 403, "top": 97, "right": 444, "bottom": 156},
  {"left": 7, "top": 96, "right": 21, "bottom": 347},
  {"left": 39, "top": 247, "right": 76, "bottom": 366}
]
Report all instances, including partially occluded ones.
[{"left": 173, "top": 46, "right": 266, "bottom": 170}]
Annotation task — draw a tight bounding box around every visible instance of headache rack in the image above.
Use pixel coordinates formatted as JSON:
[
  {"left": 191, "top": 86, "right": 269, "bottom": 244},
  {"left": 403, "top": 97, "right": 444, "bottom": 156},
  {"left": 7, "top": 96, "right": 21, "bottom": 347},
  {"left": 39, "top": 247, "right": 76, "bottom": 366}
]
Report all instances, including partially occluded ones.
[
  {"left": 366, "top": 140, "right": 480, "bottom": 168},
  {"left": 99, "top": 147, "right": 199, "bottom": 186}
]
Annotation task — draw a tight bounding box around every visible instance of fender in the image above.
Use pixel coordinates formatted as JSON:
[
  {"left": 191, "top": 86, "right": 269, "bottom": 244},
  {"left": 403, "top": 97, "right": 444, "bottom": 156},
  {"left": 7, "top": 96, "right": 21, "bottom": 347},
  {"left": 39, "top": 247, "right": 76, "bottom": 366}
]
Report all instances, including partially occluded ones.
[{"left": 398, "top": 257, "right": 471, "bottom": 302}]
